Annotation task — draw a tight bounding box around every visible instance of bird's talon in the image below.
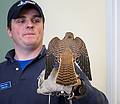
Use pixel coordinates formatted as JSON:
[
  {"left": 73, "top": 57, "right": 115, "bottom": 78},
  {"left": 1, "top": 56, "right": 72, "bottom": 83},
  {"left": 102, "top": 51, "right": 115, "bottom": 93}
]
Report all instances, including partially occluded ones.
[{"left": 68, "top": 92, "right": 74, "bottom": 100}]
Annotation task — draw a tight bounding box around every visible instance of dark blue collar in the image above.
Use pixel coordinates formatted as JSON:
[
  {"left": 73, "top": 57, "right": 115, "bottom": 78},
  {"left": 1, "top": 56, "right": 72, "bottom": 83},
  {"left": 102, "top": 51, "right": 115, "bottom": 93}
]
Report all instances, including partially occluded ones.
[{"left": 5, "top": 45, "right": 47, "bottom": 63}]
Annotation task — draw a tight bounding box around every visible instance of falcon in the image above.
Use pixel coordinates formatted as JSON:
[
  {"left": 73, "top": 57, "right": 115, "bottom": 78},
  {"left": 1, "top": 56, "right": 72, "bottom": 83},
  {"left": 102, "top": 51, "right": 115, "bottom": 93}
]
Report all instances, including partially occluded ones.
[{"left": 37, "top": 32, "right": 92, "bottom": 95}]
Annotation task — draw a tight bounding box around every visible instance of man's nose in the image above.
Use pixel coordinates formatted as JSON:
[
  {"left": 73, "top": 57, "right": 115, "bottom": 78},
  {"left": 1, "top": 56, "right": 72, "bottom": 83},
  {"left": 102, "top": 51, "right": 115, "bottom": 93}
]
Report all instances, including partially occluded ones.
[{"left": 26, "top": 19, "right": 34, "bottom": 29}]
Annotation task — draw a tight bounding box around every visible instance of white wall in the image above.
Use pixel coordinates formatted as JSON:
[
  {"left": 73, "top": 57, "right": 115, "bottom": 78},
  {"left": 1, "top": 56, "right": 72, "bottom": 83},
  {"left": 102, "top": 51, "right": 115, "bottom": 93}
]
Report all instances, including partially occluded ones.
[{"left": 36, "top": 0, "right": 107, "bottom": 94}]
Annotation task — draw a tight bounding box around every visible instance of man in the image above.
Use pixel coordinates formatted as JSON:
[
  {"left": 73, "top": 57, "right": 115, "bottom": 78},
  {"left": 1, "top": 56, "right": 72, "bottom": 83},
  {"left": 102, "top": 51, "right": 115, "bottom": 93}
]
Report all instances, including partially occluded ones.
[{"left": 0, "top": 0, "right": 109, "bottom": 104}]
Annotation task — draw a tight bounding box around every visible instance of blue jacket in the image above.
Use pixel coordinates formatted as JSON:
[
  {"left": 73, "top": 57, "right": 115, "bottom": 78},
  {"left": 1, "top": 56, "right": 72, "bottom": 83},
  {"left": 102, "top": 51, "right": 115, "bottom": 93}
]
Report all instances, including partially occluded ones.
[{"left": 0, "top": 46, "right": 109, "bottom": 104}]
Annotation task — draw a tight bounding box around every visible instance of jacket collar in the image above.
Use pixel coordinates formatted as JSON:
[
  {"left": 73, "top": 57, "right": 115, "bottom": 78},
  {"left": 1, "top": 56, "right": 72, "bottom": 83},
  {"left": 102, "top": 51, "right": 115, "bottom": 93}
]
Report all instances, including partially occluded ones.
[{"left": 5, "top": 45, "right": 47, "bottom": 63}]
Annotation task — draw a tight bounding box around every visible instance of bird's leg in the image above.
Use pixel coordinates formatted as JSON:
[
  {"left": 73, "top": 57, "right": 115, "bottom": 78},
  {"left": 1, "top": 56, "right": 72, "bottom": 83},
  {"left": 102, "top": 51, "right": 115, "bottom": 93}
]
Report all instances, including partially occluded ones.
[
  {"left": 69, "top": 99, "right": 72, "bottom": 104},
  {"left": 67, "top": 92, "right": 74, "bottom": 104}
]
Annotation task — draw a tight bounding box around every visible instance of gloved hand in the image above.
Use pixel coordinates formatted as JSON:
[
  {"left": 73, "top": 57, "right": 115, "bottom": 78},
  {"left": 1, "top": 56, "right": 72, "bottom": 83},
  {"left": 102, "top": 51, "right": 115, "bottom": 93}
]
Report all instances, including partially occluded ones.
[
  {"left": 37, "top": 69, "right": 73, "bottom": 95},
  {"left": 71, "top": 79, "right": 86, "bottom": 100}
]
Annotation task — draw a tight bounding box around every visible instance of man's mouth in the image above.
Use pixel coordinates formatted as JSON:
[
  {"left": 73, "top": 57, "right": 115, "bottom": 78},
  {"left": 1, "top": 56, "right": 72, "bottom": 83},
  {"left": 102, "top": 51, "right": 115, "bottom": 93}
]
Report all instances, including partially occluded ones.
[{"left": 24, "top": 33, "right": 35, "bottom": 36}]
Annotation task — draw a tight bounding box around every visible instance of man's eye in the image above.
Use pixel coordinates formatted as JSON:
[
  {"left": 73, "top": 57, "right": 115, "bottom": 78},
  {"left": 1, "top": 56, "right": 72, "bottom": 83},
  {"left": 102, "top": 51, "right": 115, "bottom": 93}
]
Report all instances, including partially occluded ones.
[
  {"left": 32, "top": 17, "right": 41, "bottom": 23},
  {"left": 15, "top": 18, "right": 25, "bottom": 23}
]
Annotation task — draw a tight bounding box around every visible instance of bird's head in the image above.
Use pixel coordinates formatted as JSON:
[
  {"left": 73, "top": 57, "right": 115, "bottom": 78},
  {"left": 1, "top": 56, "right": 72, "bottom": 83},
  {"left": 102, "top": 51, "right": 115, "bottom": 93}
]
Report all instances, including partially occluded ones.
[{"left": 63, "top": 32, "right": 74, "bottom": 40}]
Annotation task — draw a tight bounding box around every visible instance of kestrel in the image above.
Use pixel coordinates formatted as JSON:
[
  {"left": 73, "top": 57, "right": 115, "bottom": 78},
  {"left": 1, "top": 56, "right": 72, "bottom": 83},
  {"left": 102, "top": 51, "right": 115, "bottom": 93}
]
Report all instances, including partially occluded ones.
[
  {"left": 37, "top": 32, "right": 91, "bottom": 95},
  {"left": 45, "top": 32, "right": 92, "bottom": 82}
]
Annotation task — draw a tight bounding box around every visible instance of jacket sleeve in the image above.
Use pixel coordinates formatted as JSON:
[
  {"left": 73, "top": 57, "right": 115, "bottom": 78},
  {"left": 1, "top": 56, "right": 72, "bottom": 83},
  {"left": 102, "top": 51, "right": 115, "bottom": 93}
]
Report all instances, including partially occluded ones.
[{"left": 72, "top": 66, "right": 109, "bottom": 104}]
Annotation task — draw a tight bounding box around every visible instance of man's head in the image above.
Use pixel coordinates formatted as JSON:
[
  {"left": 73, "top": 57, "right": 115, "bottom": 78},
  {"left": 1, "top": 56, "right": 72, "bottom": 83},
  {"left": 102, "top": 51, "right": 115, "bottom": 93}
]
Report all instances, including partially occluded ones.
[
  {"left": 7, "top": 0, "right": 45, "bottom": 52},
  {"left": 7, "top": 0, "right": 45, "bottom": 29}
]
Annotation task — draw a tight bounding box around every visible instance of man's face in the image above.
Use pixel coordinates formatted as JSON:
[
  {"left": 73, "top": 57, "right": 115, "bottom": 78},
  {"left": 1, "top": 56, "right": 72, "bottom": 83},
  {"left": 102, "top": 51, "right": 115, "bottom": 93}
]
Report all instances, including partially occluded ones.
[{"left": 8, "top": 8, "right": 44, "bottom": 50}]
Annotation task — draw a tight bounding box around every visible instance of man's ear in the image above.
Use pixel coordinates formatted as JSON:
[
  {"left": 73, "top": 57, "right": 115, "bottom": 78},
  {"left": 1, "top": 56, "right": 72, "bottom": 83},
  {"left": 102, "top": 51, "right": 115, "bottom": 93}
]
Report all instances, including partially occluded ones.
[{"left": 7, "top": 28, "right": 12, "bottom": 38}]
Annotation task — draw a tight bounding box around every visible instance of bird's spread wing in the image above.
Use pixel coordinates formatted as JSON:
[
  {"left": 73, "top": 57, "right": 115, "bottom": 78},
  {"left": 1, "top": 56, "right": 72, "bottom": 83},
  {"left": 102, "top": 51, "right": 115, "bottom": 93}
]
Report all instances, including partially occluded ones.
[
  {"left": 44, "top": 37, "right": 61, "bottom": 79},
  {"left": 45, "top": 52, "right": 57, "bottom": 79},
  {"left": 74, "top": 37, "right": 92, "bottom": 80},
  {"left": 68, "top": 36, "right": 92, "bottom": 80},
  {"left": 47, "top": 37, "right": 61, "bottom": 62}
]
